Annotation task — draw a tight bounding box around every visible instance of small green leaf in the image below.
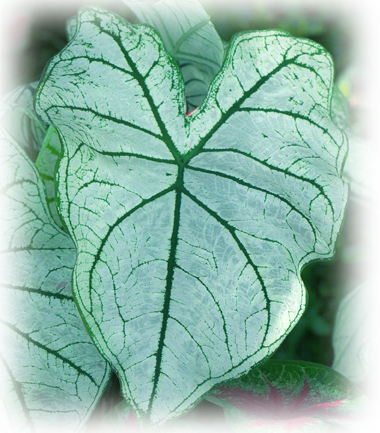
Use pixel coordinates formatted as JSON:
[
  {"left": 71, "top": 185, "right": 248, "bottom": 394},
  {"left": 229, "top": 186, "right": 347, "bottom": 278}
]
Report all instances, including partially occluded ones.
[
  {"left": 35, "top": 7, "right": 347, "bottom": 424},
  {"left": 206, "top": 360, "right": 371, "bottom": 432},
  {"left": 0, "top": 127, "right": 111, "bottom": 432},
  {"left": 0, "top": 82, "right": 47, "bottom": 161},
  {"left": 123, "top": 0, "right": 224, "bottom": 112},
  {"left": 333, "top": 274, "right": 380, "bottom": 382},
  {"left": 331, "top": 86, "right": 380, "bottom": 205}
]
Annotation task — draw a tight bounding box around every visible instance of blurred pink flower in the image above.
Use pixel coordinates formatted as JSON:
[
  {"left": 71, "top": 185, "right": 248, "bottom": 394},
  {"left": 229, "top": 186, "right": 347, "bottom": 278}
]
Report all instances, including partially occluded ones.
[{"left": 1, "top": 9, "right": 31, "bottom": 51}]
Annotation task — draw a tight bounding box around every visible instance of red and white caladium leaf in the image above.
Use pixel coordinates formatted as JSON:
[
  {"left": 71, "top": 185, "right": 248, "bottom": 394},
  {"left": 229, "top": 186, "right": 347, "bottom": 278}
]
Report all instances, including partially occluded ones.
[
  {"left": 206, "top": 360, "right": 370, "bottom": 432},
  {"left": 34, "top": 6, "right": 347, "bottom": 424},
  {"left": 333, "top": 274, "right": 380, "bottom": 382},
  {"left": 0, "top": 127, "right": 111, "bottom": 432},
  {"left": 122, "top": 0, "right": 224, "bottom": 113}
]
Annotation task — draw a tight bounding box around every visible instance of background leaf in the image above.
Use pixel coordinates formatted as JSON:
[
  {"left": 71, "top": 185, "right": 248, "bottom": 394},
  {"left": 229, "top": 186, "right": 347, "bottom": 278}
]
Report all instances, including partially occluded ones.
[
  {"left": 0, "top": 127, "right": 111, "bottom": 432},
  {"left": 206, "top": 360, "right": 371, "bottom": 432},
  {"left": 333, "top": 274, "right": 380, "bottom": 382},
  {"left": 123, "top": 0, "right": 224, "bottom": 112},
  {"left": 332, "top": 86, "right": 380, "bottom": 206},
  {"left": 35, "top": 125, "right": 64, "bottom": 229},
  {"left": 35, "top": 6, "right": 347, "bottom": 425},
  {"left": 0, "top": 82, "right": 47, "bottom": 161}
]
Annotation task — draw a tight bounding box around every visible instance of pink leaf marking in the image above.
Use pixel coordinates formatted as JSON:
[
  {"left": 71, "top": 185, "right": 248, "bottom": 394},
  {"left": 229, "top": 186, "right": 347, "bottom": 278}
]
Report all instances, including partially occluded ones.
[
  {"left": 213, "top": 373, "right": 376, "bottom": 433},
  {"left": 185, "top": 107, "right": 198, "bottom": 117},
  {"left": 184, "top": 106, "right": 198, "bottom": 149}
]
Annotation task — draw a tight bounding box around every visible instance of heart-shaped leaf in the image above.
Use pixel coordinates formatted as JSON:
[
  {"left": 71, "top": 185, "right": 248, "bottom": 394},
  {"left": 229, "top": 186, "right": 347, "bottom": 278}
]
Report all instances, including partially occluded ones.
[
  {"left": 333, "top": 274, "right": 380, "bottom": 382},
  {"left": 0, "top": 127, "right": 111, "bottom": 432},
  {"left": 206, "top": 360, "right": 370, "bottom": 432},
  {"left": 34, "top": 6, "right": 347, "bottom": 424},
  {"left": 332, "top": 86, "right": 380, "bottom": 206},
  {"left": 122, "top": 0, "right": 224, "bottom": 112}
]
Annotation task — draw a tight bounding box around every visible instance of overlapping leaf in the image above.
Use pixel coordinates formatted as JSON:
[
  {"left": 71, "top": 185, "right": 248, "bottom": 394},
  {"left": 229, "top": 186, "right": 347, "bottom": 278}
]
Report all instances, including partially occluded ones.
[
  {"left": 123, "top": 0, "right": 224, "bottom": 112},
  {"left": 0, "top": 82, "right": 47, "bottom": 161},
  {"left": 34, "top": 6, "right": 347, "bottom": 423},
  {"left": 0, "top": 127, "right": 111, "bottom": 432},
  {"left": 206, "top": 360, "right": 370, "bottom": 432},
  {"left": 333, "top": 274, "right": 380, "bottom": 382},
  {"left": 35, "top": 125, "right": 64, "bottom": 228},
  {"left": 0, "top": 85, "right": 62, "bottom": 228}
]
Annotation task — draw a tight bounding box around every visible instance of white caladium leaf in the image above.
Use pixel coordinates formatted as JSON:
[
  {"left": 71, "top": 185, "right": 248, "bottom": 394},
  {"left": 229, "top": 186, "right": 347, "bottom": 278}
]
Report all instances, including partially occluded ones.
[
  {"left": 34, "top": 6, "right": 348, "bottom": 424},
  {"left": 35, "top": 125, "right": 64, "bottom": 229},
  {"left": 0, "top": 82, "right": 47, "bottom": 161},
  {"left": 0, "top": 128, "right": 111, "bottom": 432},
  {"left": 206, "top": 360, "right": 371, "bottom": 432},
  {"left": 123, "top": 0, "right": 224, "bottom": 112},
  {"left": 333, "top": 274, "right": 380, "bottom": 382},
  {"left": 332, "top": 86, "right": 380, "bottom": 205}
]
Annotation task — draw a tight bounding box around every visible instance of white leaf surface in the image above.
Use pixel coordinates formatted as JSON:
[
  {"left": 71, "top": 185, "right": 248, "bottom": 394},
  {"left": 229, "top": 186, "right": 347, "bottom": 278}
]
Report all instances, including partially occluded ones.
[
  {"left": 0, "top": 127, "right": 111, "bottom": 432},
  {"left": 332, "top": 274, "right": 380, "bottom": 382},
  {"left": 123, "top": 0, "right": 224, "bottom": 112},
  {"left": 35, "top": 7, "right": 348, "bottom": 424}
]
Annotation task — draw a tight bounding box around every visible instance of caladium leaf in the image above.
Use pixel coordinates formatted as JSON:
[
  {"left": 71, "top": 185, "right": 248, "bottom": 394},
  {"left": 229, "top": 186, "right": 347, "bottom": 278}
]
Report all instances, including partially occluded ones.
[
  {"left": 332, "top": 86, "right": 380, "bottom": 205},
  {"left": 0, "top": 82, "right": 47, "bottom": 161},
  {"left": 123, "top": 0, "right": 224, "bottom": 112},
  {"left": 206, "top": 360, "right": 370, "bottom": 432},
  {"left": 35, "top": 125, "right": 64, "bottom": 229},
  {"left": 333, "top": 274, "right": 380, "bottom": 382},
  {"left": 0, "top": 128, "right": 111, "bottom": 432},
  {"left": 34, "top": 6, "right": 347, "bottom": 424}
]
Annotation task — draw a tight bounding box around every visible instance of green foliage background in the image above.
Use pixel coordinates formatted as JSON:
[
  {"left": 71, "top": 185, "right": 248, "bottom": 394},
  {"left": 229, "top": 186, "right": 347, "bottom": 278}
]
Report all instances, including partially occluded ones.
[{"left": 1, "top": 0, "right": 380, "bottom": 433}]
